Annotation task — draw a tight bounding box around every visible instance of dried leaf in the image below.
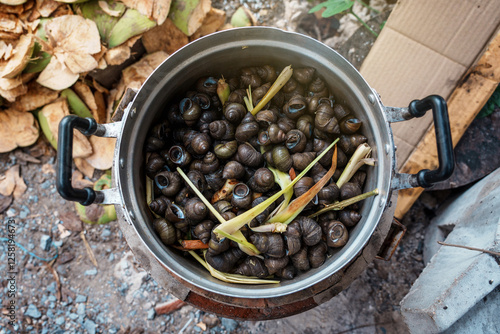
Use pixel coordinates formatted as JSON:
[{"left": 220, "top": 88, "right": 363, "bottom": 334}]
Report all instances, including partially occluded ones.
[
  {"left": 0, "top": 40, "right": 14, "bottom": 60},
  {"left": 73, "top": 160, "right": 94, "bottom": 180},
  {"left": 0, "top": 80, "right": 27, "bottom": 101},
  {"left": 85, "top": 136, "right": 116, "bottom": 170},
  {"left": 0, "top": 109, "right": 39, "bottom": 153},
  {"left": 12, "top": 167, "right": 26, "bottom": 199},
  {"left": 93, "top": 90, "right": 106, "bottom": 123},
  {"left": 14, "top": 150, "right": 41, "bottom": 164},
  {"left": 1, "top": 34, "right": 35, "bottom": 78},
  {"left": 60, "top": 209, "right": 83, "bottom": 232},
  {"left": 37, "top": 0, "right": 59, "bottom": 17},
  {"left": 0, "top": 3, "right": 25, "bottom": 14},
  {"left": 0, "top": 72, "right": 34, "bottom": 91},
  {"left": 71, "top": 170, "right": 93, "bottom": 189},
  {"left": 120, "top": 0, "right": 171, "bottom": 25},
  {"left": 11, "top": 80, "right": 59, "bottom": 111},
  {"left": 0, "top": 12, "right": 24, "bottom": 35},
  {"left": 36, "top": 54, "right": 79, "bottom": 90},
  {"left": 40, "top": 98, "right": 93, "bottom": 158},
  {"left": 0, "top": 194, "right": 13, "bottom": 214},
  {"left": 104, "top": 44, "right": 130, "bottom": 66},
  {"left": 0, "top": 165, "right": 17, "bottom": 196},
  {"left": 142, "top": 17, "right": 187, "bottom": 54},
  {"left": 73, "top": 81, "right": 97, "bottom": 110},
  {"left": 189, "top": 7, "right": 226, "bottom": 41},
  {"left": 98, "top": 0, "right": 124, "bottom": 17}
]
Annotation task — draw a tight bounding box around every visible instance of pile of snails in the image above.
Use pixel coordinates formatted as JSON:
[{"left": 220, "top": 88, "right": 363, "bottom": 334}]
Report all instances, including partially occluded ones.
[{"left": 144, "top": 64, "right": 370, "bottom": 281}]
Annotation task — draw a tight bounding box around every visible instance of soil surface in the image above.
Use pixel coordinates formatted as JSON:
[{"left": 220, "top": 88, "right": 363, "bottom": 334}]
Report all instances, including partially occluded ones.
[{"left": 0, "top": 1, "right": 459, "bottom": 333}]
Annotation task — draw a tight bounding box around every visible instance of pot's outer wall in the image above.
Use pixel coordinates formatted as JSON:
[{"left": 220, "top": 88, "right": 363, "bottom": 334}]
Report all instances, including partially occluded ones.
[{"left": 113, "top": 27, "right": 398, "bottom": 318}]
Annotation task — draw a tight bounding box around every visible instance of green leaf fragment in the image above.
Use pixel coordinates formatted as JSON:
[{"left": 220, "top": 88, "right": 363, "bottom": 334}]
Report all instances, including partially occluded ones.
[{"left": 309, "top": 0, "right": 354, "bottom": 17}]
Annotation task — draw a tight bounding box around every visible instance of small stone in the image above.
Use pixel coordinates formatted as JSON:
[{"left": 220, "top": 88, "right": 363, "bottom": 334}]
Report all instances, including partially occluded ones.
[
  {"left": 40, "top": 235, "right": 52, "bottom": 251},
  {"left": 121, "top": 260, "right": 129, "bottom": 270},
  {"left": 46, "top": 282, "right": 57, "bottom": 294},
  {"left": 75, "top": 295, "right": 87, "bottom": 303},
  {"left": 53, "top": 240, "right": 63, "bottom": 247},
  {"left": 101, "top": 228, "right": 111, "bottom": 238},
  {"left": 221, "top": 318, "right": 238, "bottom": 332},
  {"left": 77, "top": 303, "right": 86, "bottom": 315},
  {"left": 83, "top": 319, "right": 97, "bottom": 334},
  {"left": 84, "top": 268, "right": 97, "bottom": 276},
  {"left": 147, "top": 308, "right": 156, "bottom": 320},
  {"left": 108, "top": 253, "right": 115, "bottom": 262},
  {"left": 69, "top": 313, "right": 78, "bottom": 320},
  {"left": 55, "top": 316, "right": 65, "bottom": 325},
  {"left": 203, "top": 315, "right": 220, "bottom": 328},
  {"left": 41, "top": 180, "right": 52, "bottom": 189},
  {"left": 6, "top": 208, "right": 17, "bottom": 217},
  {"left": 48, "top": 295, "right": 57, "bottom": 302},
  {"left": 46, "top": 309, "right": 54, "bottom": 319},
  {"left": 25, "top": 304, "right": 42, "bottom": 319}
]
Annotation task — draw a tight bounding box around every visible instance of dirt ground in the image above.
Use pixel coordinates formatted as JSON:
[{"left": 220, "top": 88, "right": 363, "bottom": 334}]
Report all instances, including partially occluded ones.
[{"left": 0, "top": 1, "right": 448, "bottom": 333}]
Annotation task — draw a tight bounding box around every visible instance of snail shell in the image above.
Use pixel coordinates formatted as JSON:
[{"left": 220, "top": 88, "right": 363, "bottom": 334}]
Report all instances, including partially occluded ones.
[
  {"left": 240, "top": 72, "right": 262, "bottom": 89},
  {"left": 250, "top": 233, "right": 286, "bottom": 258},
  {"left": 277, "top": 116, "right": 296, "bottom": 134},
  {"left": 145, "top": 136, "right": 164, "bottom": 152},
  {"left": 275, "top": 265, "right": 297, "bottom": 280},
  {"left": 256, "top": 65, "right": 277, "bottom": 83},
  {"left": 149, "top": 196, "right": 170, "bottom": 216},
  {"left": 333, "top": 104, "right": 350, "bottom": 120},
  {"left": 248, "top": 168, "right": 274, "bottom": 193},
  {"left": 315, "top": 103, "right": 340, "bottom": 134},
  {"left": 231, "top": 183, "right": 253, "bottom": 209},
  {"left": 190, "top": 152, "right": 220, "bottom": 174},
  {"left": 295, "top": 115, "right": 314, "bottom": 139},
  {"left": 222, "top": 160, "right": 245, "bottom": 180},
  {"left": 339, "top": 116, "right": 362, "bottom": 134},
  {"left": 223, "top": 102, "right": 247, "bottom": 124},
  {"left": 272, "top": 145, "right": 292, "bottom": 172},
  {"left": 285, "top": 129, "right": 307, "bottom": 153},
  {"left": 318, "top": 183, "right": 340, "bottom": 205},
  {"left": 338, "top": 210, "right": 362, "bottom": 227},
  {"left": 168, "top": 145, "right": 192, "bottom": 167},
  {"left": 291, "top": 246, "right": 310, "bottom": 271},
  {"left": 293, "top": 67, "right": 316, "bottom": 85},
  {"left": 153, "top": 218, "right": 176, "bottom": 245},
  {"left": 325, "top": 221, "right": 349, "bottom": 248},
  {"left": 252, "top": 83, "right": 271, "bottom": 105},
  {"left": 268, "top": 124, "right": 286, "bottom": 144},
  {"left": 195, "top": 76, "right": 218, "bottom": 95},
  {"left": 214, "top": 140, "right": 238, "bottom": 160},
  {"left": 179, "top": 98, "right": 202, "bottom": 126},
  {"left": 206, "top": 247, "right": 244, "bottom": 272},
  {"left": 227, "top": 89, "right": 246, "bottom": 104},
  {"left": 154, "top": 171, "right": 182, "bottom": 197},
  {"left": 291, "top": 152, "right": 316, "bottom": 171},
  {"left": 308, "top": 241, "right": 328, "bottom": 268},
  {"left": 283, "top": 95, "right": 307, "bottom": 120},
  {"left": 186, "top": 170, "right": 207, "bottom": 194},
  {"left": 146, "top": 153, "right": 166, "bottom": 179},
  {"left": 293, "top": 177, "right": 314, "bottom": 198},
  {"left": 338, "top": 134, "right": 367, "bottom": 155},
  {"left": 255, "top": 109, "right": 278, "bottom": 128},
  {"left": 235, "top": 256, "right": 269, "bottom": 278},
  {"left": 192, "top": 220, "right": 215, "bottom": 244},
  {"left": 237, "top": 142, "right": 263, "bottom": 168},
  {"left": 235, "top": 113, "right": 259, "bottom": 142},
  {"left": 184, "top": 197, "right": 208, "bottom": 224},
  {"left": 264, "top": 256, "right": 289, "bottom": 275},
  {"left": 295, "top": 216, "right": 322, "bottom": 246},
  {"left": 208, "top": 226, "right": 231, "bottom": 255},
  {"left": 209, "top": 120, "right": 235, "bottom": 140}
]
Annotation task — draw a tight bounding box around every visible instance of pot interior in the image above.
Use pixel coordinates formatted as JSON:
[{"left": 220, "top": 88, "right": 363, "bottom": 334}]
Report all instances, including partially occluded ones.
[{"left": 118, "top": 27, "right": 393, "bottom": 299}]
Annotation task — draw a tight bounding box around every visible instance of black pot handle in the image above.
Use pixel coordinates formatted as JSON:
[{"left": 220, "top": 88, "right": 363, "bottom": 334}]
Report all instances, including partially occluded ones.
[
  {"left": 408, "top": 95, "right": 454, "bottom": 188},
  {"left": 56, "top": 115, "right": 100, "bottom": 205}
]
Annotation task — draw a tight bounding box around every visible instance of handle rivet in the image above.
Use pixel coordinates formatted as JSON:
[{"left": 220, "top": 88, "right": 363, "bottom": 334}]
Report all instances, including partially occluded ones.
[
  {"left": 385, "top": 143, "right": 391, "bottom": 155},
  {"left": 130, "top": 108, "right": 137, "bottom": 119},
  {"left": 119, "top": 158, "right": 125, "bottom": 169},
  {"left": 368, "top": 94, "right": 376, "bottom": 105},
  {"left": 129, "top": 210, "right": 135, "bottom": 221}
]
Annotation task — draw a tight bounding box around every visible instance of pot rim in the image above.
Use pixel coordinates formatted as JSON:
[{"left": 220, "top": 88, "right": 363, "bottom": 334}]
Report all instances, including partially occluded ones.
[{"left": 114, "top": 27, "right": 395, "bottom": 299}]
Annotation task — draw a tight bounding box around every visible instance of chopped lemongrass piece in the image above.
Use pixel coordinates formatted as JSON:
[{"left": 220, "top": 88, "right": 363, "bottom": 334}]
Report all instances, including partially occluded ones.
[
  {"left": 244, "top": 96, "right": 253, "bottom": 112},
  {"left": 217, "top": 77, "right": 230, "bottom": 106},
  {"left": 268, "top": 144, "right": 338, "bottom": 225},
  {"left": 217, "top": 229, "right": 261, "bottom": 256},
  {"left": 214, "top": 139, "right": 337, "bottom": 237},
  {"left": 177, "top": 167, "right": 226, "bottom": 224},
  {"left": 336, "top": 143, "right": 372, "bottom": 188},
  {"left": 211, "top": 179, "right": 239, "bottom": 203},
  {"left": 247, "top": 85, "right": 253, "bottom": 109},
  {"left": 308, "top": 188, "right": 379, "bottom": 218},
  {"left": 250, "top": 222, "right": 288, "bottom": 233},
  {"left": 251, "top": 65, "right": 293, "bottom": 115}
]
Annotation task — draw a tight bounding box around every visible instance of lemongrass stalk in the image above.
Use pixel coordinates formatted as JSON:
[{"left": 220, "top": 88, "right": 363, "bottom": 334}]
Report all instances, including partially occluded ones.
[
  {"left": 268, "top": 144, "right": 338, "bottom": 225},
  {"left": 177, "top": 167, "right": 226, "bottom": 224},
  {"left": 250, "top": 222, "right": 288, "bottom": 233},
  {"left": 217, "top": 229, "right": 261, "bottom": 256},
  {"left": 146, "top": 176, "right": 161, "bottom": 219},
  {"left": 214, "top": 140, "right": 337, "bottom": 237},
  {"left": 247, "top": 85, "right": 253, "bottom": 109},
  {"left": 243, "top": 96, "right": 253, "bottom": 112},
  {"left": 308, "top": 188, "right": 379, "bottom": 218},
  {"left": 267, "top": 167, "right": 293, "bottom": 217},
  {"left": 189, "top": 250, "right": 210, "bottom": 271},
  {"left": 251, "top": 65, "right": 293, "bottom": 115},
  {"left": 336, "top": 143, "right": 372, "bottom": 188},
  {"left": 217, "top": 77, "right": 230, "bottom": 106}
]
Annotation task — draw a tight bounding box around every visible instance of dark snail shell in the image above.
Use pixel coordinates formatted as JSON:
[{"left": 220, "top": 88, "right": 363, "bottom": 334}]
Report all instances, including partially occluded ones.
[
  {"left": 285, "top": 222, "right": 302, "bottom": 256},
  {"left": 250, "top": 233, "right": 286, "bottom": 258},
  {"left": 227, "top": 76, "right": 240, "bottom": 91},
  {"left": 168, "top": 145, "right": 192, "bottom": 167},
  {"left": 240, "top": 72, "right": 262, "bottom": 89},
  {"left": 291, "top": 246, "right": 310, "bottom": 271},
  {"left": 272, "top": 145, "right": 292, "bottom": 173},
  {"left": 223, "top": 102, "right": 247, "bottom": 124},
  {"left": 276, "top": 265, "right": 297, "bottom": 280},
  {"left": 149, "top": 120, "right": 169, "bottom": 140},
  {"left": 295, "top": 115, "right": 314, "bottom": 139},
  {"left": 195, "top": 76, "right": 218, "bottom": 95},
  {"left": 186, "top": 170, "right": 207, "bottom": 194},
  {"left": 208, "top": 226, "right": 231, "bottom": 255},
  {"left": 214, "top": 140, "right": 238, "bottom": 160},
  {"left": 149, "top": 196, "right": 170, "bottom": 216},
  {"left": 235, "top": 116, "right": 259, "bottom": 142},
  {"left": 339, "top": 134, "right": 368, "bottom": 155},
  {"left": 318, "top": 211, "right": 337, "bottom": 227},
  {"left": 252, "top": 83, "right": 271, "bottom": 104},
  {"left": 205, "top": 168, "right": 225, "bottom": 191},
  {"left": 314, "top": 138, "right": 334, "bottom": 169},
  {"left": 209, "top": 120, "right": 235, "bottom": 140},
  {"left": 188, "top": 132, "right": 211, "bottom": 155},
  {"left": 166, "top": 202, "right": 188, "bottom": 232},
  {"left": 166, "top": 104, "right": 184, "bottom": 126},
  {"left": 154, "top": 171, "right": 182, "bottom": 197},
  {"left": 333, "top": 104, "right": 350, "bottom": 120},
  {"left": 307, "top": 96, "right": 320, "bottom": 114},
  {"left": 283, "top": 95, "right": 307, "bottom": 120},
  {"left": 222, "top": 160, "right": 245, "bottom": 180},
  {"left": 235, "top": 256, "right": 269, "bottom": 278},
  {"left": 153, "top": 218, "right": 176, "bottom": 245},
  {"left": 277, "top": 117, "right": 295, "bottom": 134},
  {"left": 339, "top": 116, "right": 362, "bottom": 134},
  {"left": 293, "top": 67, "right": 315, "bottom": 85},
  {"left": 337, "top": 148, "right": 348, "bottom": 168},
  {"left": 268, "top": 123, "right": 286, "bottom": 144},
  {"left": 308, "top": 77, "right": 329, "bottom": 97},
  {"left": 145, "top": 136, "right": 164, "bottom": 152},
  {"left": 248, "top": 168, "right": 274, "bottom": 193},
  {"left": 340, "top": 182, "right": 362, "bottom": 201},
  {"left": 293, "top": 177, "right": 314, "bottom": 198},
  {"left": 291, "top": 152, "right": 316, "bottom": 171},
  {"left": 231, "top": 183, "right": 253, "bottom": 209},
  {"left": 174, "top": 187, "right": 190, "bottom": 207},
  {"left": 257, "top": 130, "right": 271, "bottom": 146},
  {"left": 190, "top": 152, "right": 220, "bottom": 174},
  {"left": 325, "top": 221, "right": 349, "bottom": 248},
  {"left": 237, "top": 142, "right": 263, "bottom": 168},
  {"left": 146, "top": 153, "right": 166, "bottom": 179},
  {"left": 315, "top": 103, "right": 340, "bottom": 134},
  {"left": 192, "top": 220, "right": 215, "bottom": 244},
  {"left": 286, "top": 129, "right": 307, "bottom": 153},
  {"left": 351, "top": 171, "right": 367, "bottom": 189},
  {"left": 295, "top": 216, "right": 322, "bottom": 246},
  {"left": 282, "top": 77, "right": 299, "bottom": 93},
  {"left": 308, "top": 241, "right": 328, "bottom": 268},
  {"left": 221, "top": 211, "right": 236, "bottom": 221},
  {"left": 228, "top": 89, "right": 246, "bottom": 104},
  {"left": 179, "top": 98, "right": 202, "bottom": 126},
  {"left": 206, "top": 247, "right": 244, "bottom": 272},
  {"left": 256, "top": 65, "right": 277, "bottom": 82},
  {"left": 255, "top": 109, "right": 278, "bottom": 128},
  {"left": 318, "top": 183, "right": 340, "bottom": 205},
  {"left": 249, "top": 196, "right": 275, "bottom": 227},
  {"left": 184, "top": 197, "right": 208, "bottom": 224},
  {"left": 191, "top": 92, "right": 211, "bottom": 110},
  {"left": 264, "top": 256, "right": 289, "bottom": 275},
  {"left": 339, "top": 210, "right": 362, "bottom": 227},
  {"left": 310, "top": 162, "right": 327, "bottom": 184}
]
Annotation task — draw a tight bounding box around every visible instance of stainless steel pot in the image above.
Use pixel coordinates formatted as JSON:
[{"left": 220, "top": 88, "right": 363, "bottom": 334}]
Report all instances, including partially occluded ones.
[{"left": 57, "top": 27, "right": 454, "bottom": 320}]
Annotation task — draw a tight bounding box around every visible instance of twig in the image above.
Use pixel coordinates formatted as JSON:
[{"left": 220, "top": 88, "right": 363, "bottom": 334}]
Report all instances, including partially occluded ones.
[
  {"left": 80, "top": 231, "right": 98, "bottom": 267},
  {"left": 44, "top": 263, "right": 62, "bottom": 301},
  {"left": 437, "top": 241, "right": 500, "bottom": 257},
  {"left": 155, "top": 299, "right": 186, "bottom": 315}
]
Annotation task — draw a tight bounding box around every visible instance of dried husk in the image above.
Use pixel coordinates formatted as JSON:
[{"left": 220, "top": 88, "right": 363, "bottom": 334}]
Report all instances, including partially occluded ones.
[
  {"left": 142, "top": 17, "right": 188, "bottom": 54},
  {"left": 0, "top": 108, "right": 39, "bottom": 153},
  {"left": 85, "top": 136, "right": 116, "bottom": 170},
  {"left": 1, "top": 34, "right": 35, "bottom": 78},
  {"left": 11, "top": 81, "right": 58, "bottom": 111}
]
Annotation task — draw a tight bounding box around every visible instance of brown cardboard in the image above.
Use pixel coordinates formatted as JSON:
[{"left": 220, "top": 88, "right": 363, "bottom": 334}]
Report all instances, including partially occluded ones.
[{"left": 360, "top": 0, "right": 500, "bottom": 169}]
